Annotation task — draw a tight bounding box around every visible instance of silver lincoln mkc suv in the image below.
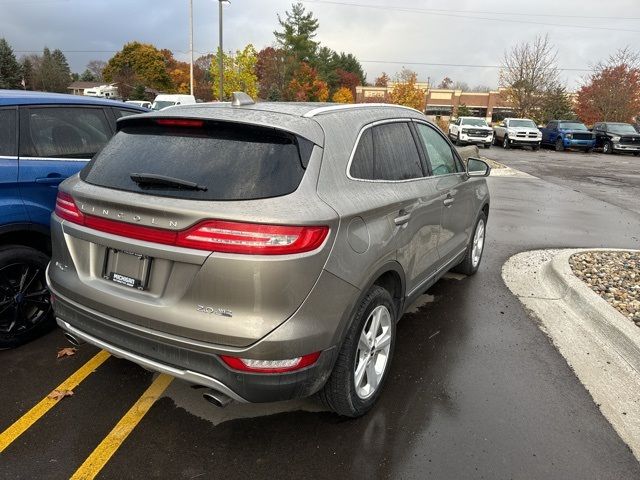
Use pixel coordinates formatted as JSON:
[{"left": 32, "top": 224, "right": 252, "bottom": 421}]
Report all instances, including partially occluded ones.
[{"left": 48, "top": 93, "right": 490, "bottom": 417}]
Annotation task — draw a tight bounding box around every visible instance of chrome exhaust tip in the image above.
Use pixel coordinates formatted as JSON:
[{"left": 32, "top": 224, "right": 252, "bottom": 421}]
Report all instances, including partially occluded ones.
[
  {"left": 203, "top": 390, "right": 233, "bottom": 408},
  {"left": 64, "top": 332, "right": 85, "bottom": 347}
]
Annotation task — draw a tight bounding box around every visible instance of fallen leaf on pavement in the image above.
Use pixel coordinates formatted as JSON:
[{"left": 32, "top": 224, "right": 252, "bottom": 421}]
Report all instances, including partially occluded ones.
[
  {"left": 47, "top": 390, "right": 74, "bottom": 401},
  {"left": 56, "top": 347, "right": 77, "bottom": 359}
]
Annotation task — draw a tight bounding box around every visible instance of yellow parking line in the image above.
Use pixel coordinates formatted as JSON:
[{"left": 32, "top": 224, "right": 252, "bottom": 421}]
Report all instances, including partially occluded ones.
[
  {"left": 70, "top": 373, "right": 173, "bottom": 480},
  {"left": 0, "top": 349, "right": 111, "bottom": 453}
]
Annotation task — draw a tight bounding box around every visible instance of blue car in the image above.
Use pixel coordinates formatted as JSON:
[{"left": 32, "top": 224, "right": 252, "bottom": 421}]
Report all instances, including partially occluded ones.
[
  {"left": 0, "top": 90, "right": 147, "bottom": 347},
  {"left": 540, "top": 120, "right": 596, "bottom": 153}
]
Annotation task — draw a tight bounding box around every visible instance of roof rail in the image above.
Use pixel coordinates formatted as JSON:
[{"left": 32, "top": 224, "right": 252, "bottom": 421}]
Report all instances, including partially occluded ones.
[
  {"left": 303, "top": 103, "right": 423, "bottom": 118},
  {"left": 231, "top": 92, "right": 255, "bottom": 106}
]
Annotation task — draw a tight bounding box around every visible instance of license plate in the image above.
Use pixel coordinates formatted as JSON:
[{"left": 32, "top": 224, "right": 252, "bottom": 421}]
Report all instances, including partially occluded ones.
[{"left": 102, "top": 248, "right": 153, "bottom": 290}]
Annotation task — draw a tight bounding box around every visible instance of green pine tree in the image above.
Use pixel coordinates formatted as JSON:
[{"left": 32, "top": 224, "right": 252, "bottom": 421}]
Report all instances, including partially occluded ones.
[
  {"left": 539, "top": 84, "right": 575, "bottom": 124},
  {"left": 51, "top": 48, "right": 71, "bottom": 92},
  {"left": 274, "top": 3, "right": 319, "bottom": 63},
  {"left": 0, "top": 38, "right": 23, "bottom": 89}
]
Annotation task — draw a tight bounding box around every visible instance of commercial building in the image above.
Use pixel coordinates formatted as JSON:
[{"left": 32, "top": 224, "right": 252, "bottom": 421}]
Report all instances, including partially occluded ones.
[{"left": 356, "top": 84, "right": 515, "bottom": 123}]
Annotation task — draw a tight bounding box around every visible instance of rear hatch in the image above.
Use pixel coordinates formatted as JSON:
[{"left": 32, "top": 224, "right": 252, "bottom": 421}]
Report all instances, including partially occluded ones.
[{"left": 49, "top": 115, "right": 337, "bottom": 347}]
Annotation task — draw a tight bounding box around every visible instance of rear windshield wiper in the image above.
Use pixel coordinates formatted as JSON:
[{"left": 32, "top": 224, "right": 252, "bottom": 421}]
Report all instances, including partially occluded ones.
[{"left": 130, "top": 173, "right": 208, "bottom": 191}]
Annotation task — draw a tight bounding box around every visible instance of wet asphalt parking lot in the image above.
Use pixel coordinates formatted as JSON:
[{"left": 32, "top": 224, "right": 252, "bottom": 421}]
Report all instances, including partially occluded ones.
[{"left": 2, "top": 148, "right": 640, "bottom": 479}]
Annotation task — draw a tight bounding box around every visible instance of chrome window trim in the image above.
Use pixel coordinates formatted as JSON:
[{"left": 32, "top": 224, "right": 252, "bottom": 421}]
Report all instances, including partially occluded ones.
[
  {"left": 304, "top": 103, "right": 423, "bottom": 118},
  {"left": 0, "top": 155, "right": 18, "bottom": 161},
  {"left": 18, "top": 156, "right": 91, "bottom": 162},
  {"left": 346, "top": 118, "right": 430, "bottom": 184}
]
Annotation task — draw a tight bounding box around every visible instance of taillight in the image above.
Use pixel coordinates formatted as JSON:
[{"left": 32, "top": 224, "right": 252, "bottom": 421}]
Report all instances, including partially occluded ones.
[
  {"left": 54, "top": 192, "right": 84, "bottom": 223},
  {"left": 53, "top": 192, "right": 328, "bottom": 255},
  {"left": 176, "top": 221, "right": 329, "bottom": 255},
  {"left": 219, "top": 352, "right": 321, "bottom": 374}
]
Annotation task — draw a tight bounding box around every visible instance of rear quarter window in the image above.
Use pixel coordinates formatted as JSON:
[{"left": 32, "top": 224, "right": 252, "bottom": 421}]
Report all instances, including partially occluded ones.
[{"left": 81, "top": 120, "right": 310, "bottom": 201}]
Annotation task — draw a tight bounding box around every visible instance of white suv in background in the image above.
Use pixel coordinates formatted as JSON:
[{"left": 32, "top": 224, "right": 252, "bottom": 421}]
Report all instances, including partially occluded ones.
[
  {"left": 448, "top": 117, "right": 493, "bottom": 148},
  {"left": 493, "top": 118, "right": 542, "bottom": 150}
]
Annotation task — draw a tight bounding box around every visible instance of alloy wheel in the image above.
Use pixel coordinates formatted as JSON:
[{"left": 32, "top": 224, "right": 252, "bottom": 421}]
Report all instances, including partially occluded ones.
[
  {"left": 354, "top": 305, "right": 392, "bottom": 400},
  {"left": 0, "top": 263, "right": 51, "bottom": 335},
  {"left": 471, "top": 219, "right": 485, "bottom": 268}
]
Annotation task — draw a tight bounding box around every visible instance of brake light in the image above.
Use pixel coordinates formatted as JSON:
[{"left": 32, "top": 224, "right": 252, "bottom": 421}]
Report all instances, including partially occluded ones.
[
  {"left": 53, "top": 192, "right": 328, "bottom": 255},
  {"left": 54, "top": 192, "right": 83, "bottom": 223},
  {"left": 155, "top": 119, "right": 204, "bottom": 128},
  {"left": 176, "top": 221, "right": 329, "bottom": 255},
  {"left": 219, "top": 352, "right": 321, "bottom": 374}
]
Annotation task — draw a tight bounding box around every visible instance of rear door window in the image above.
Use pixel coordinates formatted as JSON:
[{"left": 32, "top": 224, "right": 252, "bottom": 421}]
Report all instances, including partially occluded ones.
[
  {"left": 0, "top": 108, "right": 17, "bottom": 156},
  {"left": 349, "top": 122, "right": 424, "bottom": 181},
  {"left": 21, "top": 107, "right": 112, "bottom": 158},
  {"left": 81, "top": 120, "right": 310, "bottom": 201},
  {"left": 415, "top": 123, "right": 461, "bottom": 176}
]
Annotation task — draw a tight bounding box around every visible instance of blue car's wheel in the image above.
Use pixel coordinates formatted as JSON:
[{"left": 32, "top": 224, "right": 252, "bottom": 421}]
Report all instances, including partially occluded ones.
[
  {"left": 0, "top": 246, "right": 53, "bottom": 348},
  {"left": 555, "top": 138, "right": 565, "bottom": 152}
]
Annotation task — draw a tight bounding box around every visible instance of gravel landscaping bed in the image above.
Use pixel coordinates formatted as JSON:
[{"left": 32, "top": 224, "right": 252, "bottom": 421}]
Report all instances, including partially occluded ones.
[{"left": 570, "top": 251, "right": 640, "bottom": 326}]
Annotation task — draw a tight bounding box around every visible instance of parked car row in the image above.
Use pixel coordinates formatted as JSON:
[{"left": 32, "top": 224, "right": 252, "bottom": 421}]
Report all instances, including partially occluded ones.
[
  {"left": 1, "top": 91, "right": 491, "bottom": 417},
  {"left": 451, "top": 115, "right": 640, "bottom": 156}
]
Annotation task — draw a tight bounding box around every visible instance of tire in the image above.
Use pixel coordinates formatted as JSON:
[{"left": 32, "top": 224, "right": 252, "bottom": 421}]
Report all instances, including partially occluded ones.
[
  {"left": 584, "top": 148, "right": 593, "bottom": 153},
  {"left": 532, "top": 144, "right": 540, "bottom": 151},
  {"left": 0, "top": 246, "right": 54, "bottom": 348},
  {"left": 451, "top": 211, "right": 487, "bottom": 276},
  {"left": 555, "top": 138, "right": 565, "bottom": 152},
  {"left": 455, "top": 135, "right": 463, "bottom": 146},
  {"left": 633, "top": 152, "right": 639, "bottom": 157},
  {"left": 484, "top": 143, "right": 491, "bottom": 149},
  {"left": 320, "top": 285, "right": 396, "bottom": 417},
  {"left": 493, "top": 135, "right": 499, "bottom": 146},
  {"left": 603, "top": 141, "right": 613, "bottom": 154},
  {"left": 502, "top": 136, "right": 510, "bottom": 149}
]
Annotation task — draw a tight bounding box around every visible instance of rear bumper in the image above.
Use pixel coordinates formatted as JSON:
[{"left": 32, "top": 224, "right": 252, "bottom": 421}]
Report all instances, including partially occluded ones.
[{"left": 50, "top": 278, "right": 339, "bottom": 403}]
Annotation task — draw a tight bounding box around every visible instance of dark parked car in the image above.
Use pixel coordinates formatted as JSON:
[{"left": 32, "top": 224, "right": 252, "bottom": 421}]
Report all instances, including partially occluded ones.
[
  {"left": 540, "top": 120, "right": 596, "bottom": 152},
  {"left": 49, "top": 96, "right": 491, "bottom": 417},
  {"left": 593, "top": 122, "right": 640, "bottom": 155},
  {"left": 0, "top": 90, "right": 147, "bottom": 347}
]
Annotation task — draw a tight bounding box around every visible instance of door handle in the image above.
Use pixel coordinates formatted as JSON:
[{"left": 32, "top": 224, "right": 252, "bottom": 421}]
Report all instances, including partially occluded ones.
[
  {"left": 443, "top": 194, "right": 455, "bottom": 207},
  {"left": 35, "top": 173, "right": 63, "bottom": 184},
  {"left": 394, "top": 211, "right": 411, "bottom": 226}
]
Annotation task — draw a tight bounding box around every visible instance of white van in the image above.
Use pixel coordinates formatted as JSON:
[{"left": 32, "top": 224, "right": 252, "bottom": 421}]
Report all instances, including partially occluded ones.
[
  {"left": 151, "top": 94, "right": 196, "bottom": 111},
  {"left": 125, "top": 100, "right": 152, "bottom": 109}
]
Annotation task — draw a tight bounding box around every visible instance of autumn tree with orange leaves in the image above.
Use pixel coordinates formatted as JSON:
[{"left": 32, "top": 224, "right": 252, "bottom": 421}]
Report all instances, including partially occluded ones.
[
  {"left": 388, "top": 68, "right": 426, "bottom": 111},
  {"left": 286, "top": 62, "right": 329, "bottom": 101},
  {"left": 575, "top": 49, "right": 640, "bottom": 124}
]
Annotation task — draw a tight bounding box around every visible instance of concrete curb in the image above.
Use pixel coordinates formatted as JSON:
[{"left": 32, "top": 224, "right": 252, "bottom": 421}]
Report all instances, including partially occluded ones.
[{"left": 502, "top": 248, "right": 640, "bottom": 461}]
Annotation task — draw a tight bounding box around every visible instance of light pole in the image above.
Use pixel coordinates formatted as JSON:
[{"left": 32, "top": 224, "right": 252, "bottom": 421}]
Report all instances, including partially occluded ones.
[
  {"left": 218, "top": 0, "right": 230, "bottom": 101},
  {"left": 189, "top": 0, "right": 194, "bottom": 96}
]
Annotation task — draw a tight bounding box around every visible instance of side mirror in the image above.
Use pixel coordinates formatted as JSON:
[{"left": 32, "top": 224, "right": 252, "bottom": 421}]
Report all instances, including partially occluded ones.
[{"left": 467, "top": 157, "right": 491, "bottom": 177}]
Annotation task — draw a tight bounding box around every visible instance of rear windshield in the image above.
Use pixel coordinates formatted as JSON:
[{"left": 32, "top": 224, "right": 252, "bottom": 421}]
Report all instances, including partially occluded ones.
[{"left": 80, "top": 120, "right": 310, "bottom": 201}]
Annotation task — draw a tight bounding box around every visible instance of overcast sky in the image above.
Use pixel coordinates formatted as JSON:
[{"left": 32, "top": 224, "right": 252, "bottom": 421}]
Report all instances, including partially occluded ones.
[{"left": 2, "top": 0, "right": 640, "bottom": 90}]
